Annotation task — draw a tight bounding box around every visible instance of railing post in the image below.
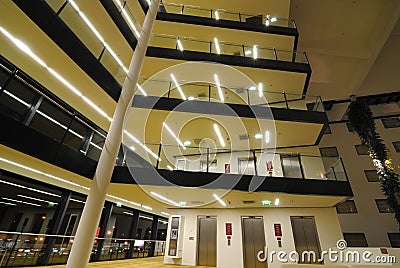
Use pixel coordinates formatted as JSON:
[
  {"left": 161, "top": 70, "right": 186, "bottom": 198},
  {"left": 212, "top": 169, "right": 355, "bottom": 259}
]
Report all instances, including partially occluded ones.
[
  {"left": 298, "top": 154, "right": 305, "bottom": 179},
  {"left": 210, "top": 9, "right": 213, "bottom": 19},
  {"left": 56, "top": 0, "right": 69, "bottom": 16},
  {"left": 247, "top": 88, "right": 250, "bottom": 105},
  {"left": 208, "top": 84, "right": 211, "bottom": 102},
  {"left": 156, "top": 143, "right": 162, "bottom": 168},
  {"left": 181, "top": 5, "right": 184, "bottom": 14},
  {"left": 331, "top": 166, "right": 337, "bottom": 181},
  {"left": 168, "top": 81, "right": 172, "bottom": 98},
  {"left": 209, "top": 41, "right": 212, "bottom": 53},
  {"left": 273, "top": 48, "right": 278, "bottom": 61},
  {"left": 98, "top": 46, "right": 106, "bottom": 61},
  {"left": 253, "top": 150, "right": 258, "bottom": 176},
  {"left": 283, "top": 91, "right": 289, "bottom": 109},
  {"left": 239, "top": 12, "right": 242, "bottom": 22},
  {"left": 339, "top": 157, "right": 348, "bottom": 181},
  {"left": 242, "top": 45, "right": 245, "bottom": 58}
]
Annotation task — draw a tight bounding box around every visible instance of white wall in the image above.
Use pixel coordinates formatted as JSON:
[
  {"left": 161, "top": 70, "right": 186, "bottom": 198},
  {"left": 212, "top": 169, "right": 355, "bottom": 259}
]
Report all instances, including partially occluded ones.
[{"left": 164, "top": 207, "right": 342, "bottom": 268}]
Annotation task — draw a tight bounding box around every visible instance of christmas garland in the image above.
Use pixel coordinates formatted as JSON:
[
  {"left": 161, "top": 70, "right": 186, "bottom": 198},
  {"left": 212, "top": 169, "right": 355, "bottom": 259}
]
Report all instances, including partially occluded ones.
[{"left": 347, "top": 99, "right": 400, "bottom": 224}]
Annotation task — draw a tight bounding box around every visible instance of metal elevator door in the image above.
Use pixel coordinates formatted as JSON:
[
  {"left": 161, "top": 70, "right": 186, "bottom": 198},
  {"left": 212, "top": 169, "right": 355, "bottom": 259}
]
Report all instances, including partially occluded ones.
[
  {"left": 197, "top": 216, "right": 217, "bottom": 267},
  {"left": 281, "top": 154, "right": 302, "bottom": 178},
  {"left": 242, "top": 217, "right": 267, "bottom": 268},
  {"left": 291, "top": 216, "right": 322, "bottom": 264}
]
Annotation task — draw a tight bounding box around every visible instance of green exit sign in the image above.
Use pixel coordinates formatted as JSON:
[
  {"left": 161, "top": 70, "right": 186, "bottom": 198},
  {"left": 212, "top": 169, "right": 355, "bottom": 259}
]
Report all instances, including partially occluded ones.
[{"left": 262, "top": 200, "right": 271, "bottom": 206}]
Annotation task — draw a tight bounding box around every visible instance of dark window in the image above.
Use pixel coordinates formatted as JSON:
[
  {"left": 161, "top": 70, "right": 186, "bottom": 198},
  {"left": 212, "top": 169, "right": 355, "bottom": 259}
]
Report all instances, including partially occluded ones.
[
  {"left": 336, "top": 200, "right": 357, "bottom": 213},
  {"left": 346, "top": 122, "right": 354, "bottom": 132},
  {"left": 319, "top": 147, "right": 339, "bottom": 157},
  {"left": 86, "top": 131, "right": 105, "bottom": 161},
  {"left": 324, "top": 125, "right": 332, "bottom": 134},
  {"left": 381, "top": 118, "right": 400, "bottom": 129},
  {"left": 355, "top": 144, "right": 369, "bottom": 155},
  {"left": 388, "top": 233, "right": 400, "bottom": 248},
  {"left": 343, "top": 233, "right": 368, "bottom": 247},
  {"left": 0, "top": 76, "right": 38, "bottom": 122},
  {"left": 393, "top": 141, "right": 400, "bottom": 153},
  {"left": 375, "top": 199, "right": 393, "bottom": 213},
  {"left": 63, "top": 118, "right": 88, "bottom": 151},
  {"left": 364, "top": 170, "right": 379, "bottom": 182},
  {"left": 30, "top": 98, "right": 72, "bottom": 143}
]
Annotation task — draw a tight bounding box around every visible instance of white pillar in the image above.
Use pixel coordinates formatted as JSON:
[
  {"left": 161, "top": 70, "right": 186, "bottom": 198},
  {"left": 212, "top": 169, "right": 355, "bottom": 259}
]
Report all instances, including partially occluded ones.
[{"left": 66, "top": 1, "right": 160, "bottom": 266}]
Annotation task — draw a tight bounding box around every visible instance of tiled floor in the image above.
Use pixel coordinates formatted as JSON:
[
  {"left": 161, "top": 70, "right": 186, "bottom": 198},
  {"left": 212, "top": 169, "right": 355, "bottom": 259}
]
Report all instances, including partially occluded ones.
[{"left": 40, "top": 256, "right": 211, "bottom": 268}]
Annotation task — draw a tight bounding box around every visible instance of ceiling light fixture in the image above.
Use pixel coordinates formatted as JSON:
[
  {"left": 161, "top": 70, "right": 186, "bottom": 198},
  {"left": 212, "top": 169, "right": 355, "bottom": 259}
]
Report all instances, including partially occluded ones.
[
  {"left": 213, "top": 124, "right": 226, "bottom": 147},
  {"left": 213, "top": 74, "right": 224, "bottom": 102},
  {"left": 249, "top": 86, "right": 256, "bottom": 91},
  {"left": 176, "top": 38, "right": 184, "bottom": 51},
  {"left": 2, "top": 197, "right": 41, "bottom": 207},
  {"left": 214, "top": 10, "right": 220, "bottom": 20},
  {"left": 213, "top": 37, "right": 221, "bottom": 54},
  {"left": 17, "top": 194, "right": 55, "bottom": 205},
  {"left": 213, "top": 193, "right": 226, "bottom": 207},
  {"left": 183, "top": 140, "right": 191, "bottom": 146},
  {"left": 163, "top": 122, "right": 186, "bottom": 149},
  {"left": 265, "top": 131, "right": 270, "bottom": 143},
  {"left": 161, "top": 212, "right": 170, "bottom": 216},
  {"left": 170, "top": 74, "right": 187, "bottom": 100},
  {"left": 253, "top": 45, "right": 258, "bottom": 59},
  {"left": 245, "top": 50, "right": 252, "bottom": 55},
  {"left": 167, "top": 165, "right": 174, "bottom": 171},
  {"left": 136, "top": 84, "right": 148, "bottom": 96},
  {"left": 258, "top": 82, "right": 263, "bottom": 97},
  {"left": 113, "top": 0, "right": 141, "bottom": 38},
  {"left": 254, "top": 133, "right": 263, "bottom": 140},
  {"left": 274, "top": 198, "right": 280, "bottom": 206},
  {"left": 150, "top": 192, "right": 180, "bottom": 206},
  {"left": 0, "top": 201, "right": 16, "bottom": 206},
  {"left": 188, "top": 96, "right": 195, "bottom": 100},
  {"left": 123, "top": 131, "right": 161, "bottom": 161},
  {"left": 70, "top": 198, "right": 86, "bottom": 204},
  {"left": 271, "top": 17, "right": 277, "bottom": 22}
]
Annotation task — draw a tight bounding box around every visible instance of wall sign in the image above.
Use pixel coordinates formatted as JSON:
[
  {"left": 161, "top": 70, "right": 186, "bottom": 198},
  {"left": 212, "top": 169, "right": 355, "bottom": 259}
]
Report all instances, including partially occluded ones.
[
  {"left": 225, "top": 223, "right": 232, "bottom": 236},
  {"left": 274, "top": 223, "right": 282, "bottom": 237}
]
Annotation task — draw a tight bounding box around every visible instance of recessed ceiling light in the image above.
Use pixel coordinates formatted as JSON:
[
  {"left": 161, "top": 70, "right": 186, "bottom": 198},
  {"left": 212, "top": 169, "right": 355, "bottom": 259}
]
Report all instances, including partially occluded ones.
[
  {"left": 245, "top": 50, "right": 252, "bottom": 55},
  {"left": 163, "top": 122, "right": 186, "bottom": 149},
  {"left": 214, "top": 74, "right": 224, "bottom": 102},
  {"left": 249, "top": 86, "right": 256, "bottom": 91},
  {"left": 177, "top": 38, "right": 184, "bottom": 51},
  {"left": 213, "top": 37, "right": 221, "bottom": 54},
  {"left": 170, "top": 73, "right": 187, "bottom": 100},
  {"left": 151, "top": 192, "right": 180, "bottom": 206},
  {"left": 213, "top": 193, "right": 226, "bottom": 207},
  {"left": 183, "top": 140, "right": 192, "bottom": 146},
  {"left": 213, "top": 124, "right": 226, "bottom": 147},
  {"left": 274, "top": 198, "right": 280, "bottom": 206},
  {"left": 270, "top": 17, "right": 277, "bottom": 22},
  {"left": 253, "top": 45, "right": 258, "bottom": 59},
  {"left": 214, "top": 10, "right": 220, "bottom": 20},
  {"left": 258, "top": 82, "right": 263, "bottom": 97},
  {"left": 265, "top": 131, "right": 270, "bottom": 143},
  {"left": 254, "top": 133, "right": 263, "bottom": 139},
  {"left": 161, "top": 212, "right": 170, "bottom": 216},
  {"left": 188, "top": 96, "right": 195, "bottom": 100},
  {"left": 167, "top": 165, "right": 174, "bottom": 171}
]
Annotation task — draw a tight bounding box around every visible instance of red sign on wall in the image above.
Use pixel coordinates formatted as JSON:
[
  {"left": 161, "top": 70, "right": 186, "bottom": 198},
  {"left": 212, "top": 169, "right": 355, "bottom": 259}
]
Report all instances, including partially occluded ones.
[
  {"left": 225, "top": 164, "right": 231, "bottom": 173},
  {"left": 225, "top": 223, "right": 232, "bottom": 236},
  {"left": 274, "top": 224, "right": 282, "bottom": 237},
  {"left": 96, "top": 227, "right": 101, "bottom": 237}
]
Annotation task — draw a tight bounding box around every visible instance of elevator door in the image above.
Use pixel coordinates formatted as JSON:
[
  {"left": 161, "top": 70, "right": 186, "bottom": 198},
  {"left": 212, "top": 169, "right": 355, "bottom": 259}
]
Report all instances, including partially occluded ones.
[
  {"left": 197, "top": 216, "right": 217, "bottom": 267},
  {"left": 291, "top": 216, "right": 322, "bottom": 264},
  {"left": 281, "top": 154, "right": 302, "bottom": 178},
  {"left": 242, "top": 217, "right": 267, "bottom": 268}
]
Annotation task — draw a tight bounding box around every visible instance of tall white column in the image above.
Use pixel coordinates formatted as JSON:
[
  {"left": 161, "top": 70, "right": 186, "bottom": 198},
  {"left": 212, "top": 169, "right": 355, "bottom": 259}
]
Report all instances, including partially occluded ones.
[{"left": 66, "top": 1, "right": 160, "bottom": 266}]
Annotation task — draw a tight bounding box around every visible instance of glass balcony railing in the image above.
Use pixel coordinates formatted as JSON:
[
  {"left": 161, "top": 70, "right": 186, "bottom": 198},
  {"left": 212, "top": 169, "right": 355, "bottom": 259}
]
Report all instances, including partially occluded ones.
[
  {"left": 137, "top": 78, "right": 324, "bottom": 112},
  {"left": 43, "top": 0, "right": 306, "bottom": 88},
  {"left": 149, "top": 34, "right": 308, "bottom": 64},
  {"left": 121, "top": 143, "right": 348, "bottom": 182},
  {"left": 0, "top": 231, "right": 166, "bottom": 267},
  {"left": 159, "top": 2, "right": 296, "bottom": 28}
]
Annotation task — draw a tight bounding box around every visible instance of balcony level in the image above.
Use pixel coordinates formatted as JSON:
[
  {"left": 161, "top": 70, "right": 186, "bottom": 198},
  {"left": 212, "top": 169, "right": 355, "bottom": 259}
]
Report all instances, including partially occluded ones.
[{"left": 9, "top": 0, "right": 311, "bottom": 103}]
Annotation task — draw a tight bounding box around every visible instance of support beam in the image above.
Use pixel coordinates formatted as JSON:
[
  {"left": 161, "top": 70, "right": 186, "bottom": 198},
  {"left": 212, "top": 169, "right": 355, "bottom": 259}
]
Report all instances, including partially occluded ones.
[
  {"left": 37, "top": 191, "right": 72, "bottom": 266},
  {"left": 66, "top": 0, "right": 161, "bottom": 266}
]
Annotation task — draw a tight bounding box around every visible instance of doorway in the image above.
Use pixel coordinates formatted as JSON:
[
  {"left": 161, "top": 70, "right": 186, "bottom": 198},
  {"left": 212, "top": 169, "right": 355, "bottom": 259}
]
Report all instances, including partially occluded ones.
[
  {"left": 242, "top": 216, "right": 267, "bottom": 268},
  {"left": 197, "top": 216, "right": 217, "bottom": 266},
  {"left": 290, "top": 216, "right": 322, "bottom": 264},
  {"left": 280, "top": 154, "right": 303, "bottom": 178}
]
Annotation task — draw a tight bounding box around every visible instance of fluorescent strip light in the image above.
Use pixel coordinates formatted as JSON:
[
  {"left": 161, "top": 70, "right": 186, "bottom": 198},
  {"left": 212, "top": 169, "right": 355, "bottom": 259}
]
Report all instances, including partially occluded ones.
[
  {"left": 214, "top": 10, "right": 220, "bottom": 20},
  {"left": 4, "top": 90, "right": 29, "bottom": 107},
  {"left": 2, "top": 197, "right": 41, "bottom": 207},
  {"left": 213, "top": 124, "right": 226, "bottom": 147},
  {"left": 70, "top": 198, "right": 86, "bottom": 204},
  {"left": 0, "top": 201, "right": 16, "bottom": 206},
  {"left": 213, "top": 74, "right": 224, "bottom": 102},
  {"left": 254, "top": 133, "right": 263, "bottom": 140},
  {"left": 141, "top": 205, "right": 152, "bottom": 210},
  {"left": 271, "top": 17, "right": 277, "bottom": 22},
  {"left": 258, "top": 82, "right": 263, "bottom": 97},
  {"left": 177, "top": 38, "right": 184, "bottom": 51},
  {"left": 183, "top": 140, "right": 191, "bottom": 146},
  {"left": 167, "top": 165, "right": 174, "bottom": 171},
  {"left": 265, "top": 131, "right": 270, "bottom": 143},
  {"left": 123, "top": 211, "right": 133, "bottom": 216},
  {"left": 150, "top": 192, "right": 180, "bottom": 206},
  {"left": 274, "top": 198, "right": 280, "bottom": 206},
  {"left": 253, "top": 45, "right": 258, "bottom": 59},
  {"left": 0, "top": 27, "right": 47, "bottom": 68},
  {"left": 170, "top": 74, "right": 186, "bottom": 100},
  {"left": 161, "top": 212, "right": 170, "bottom": 216},
  {"left": 212, "top": 193, "right": 226, "bottom": 207},
  {"left": 46, "top": 67, "right": 82, "bottom": 97},
  {"left": 136, "top": 84, "right": 147, "bottom": 96},
  {"left": 0, "top": 180, "right": 61, "bottom": 197},
  {"left": 213, "top": 37, "right": 221, "bottom": 54},
  {"left": 90, "top": 142, "right": 103, "bottom": 151},
  {"left": 245, "top": 49, "right": 252, "bottom": 55},
  {"left": 146, "top": 0, "right": 151, "bottom": 5},
  {"left": 17, "top": 195, "right": 55, "bottom": 205},
  {"left": 113, "top": 0, "right": 141, "bottom": 38},
  {"left": 140, "top": 215, "right": 153, "bottom": 220},
  {"left": 163, "top": 122, "right": 186, "bottom": 149},
  {"left": 188, "top": 96, "right": 195, "bottom": 100},
  {"left": 249, "top": 86, "right": 256, "bottom": 91},
  {"left": 123, "top": 131, "right": 160, "bottom": 161}
]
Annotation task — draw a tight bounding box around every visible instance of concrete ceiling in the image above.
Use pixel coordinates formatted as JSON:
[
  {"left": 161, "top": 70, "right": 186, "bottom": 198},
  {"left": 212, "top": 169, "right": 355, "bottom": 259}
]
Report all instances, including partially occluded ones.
[{"left": 289, "top": 0, "right": 400, "bottom": 101}]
